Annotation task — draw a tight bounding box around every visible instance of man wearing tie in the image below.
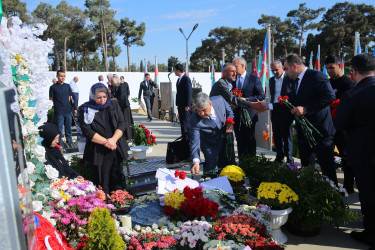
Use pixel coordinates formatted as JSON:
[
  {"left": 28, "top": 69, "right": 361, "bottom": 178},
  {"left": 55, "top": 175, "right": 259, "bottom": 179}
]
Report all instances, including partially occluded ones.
[
  {"left": 174, "top": 63, "right": 192, "bottom": 141},
  {"left": 190, "top": 92, "right": 234, "bottom": 175},
  {"left": 269, "top": 60, "right": 294, "bottom": 163},
  {"left": 232, "top": 57, "right": 265, "bottom": 158},
  {"left": 138, "top": 73, "right": 157, "bottom": 122}
]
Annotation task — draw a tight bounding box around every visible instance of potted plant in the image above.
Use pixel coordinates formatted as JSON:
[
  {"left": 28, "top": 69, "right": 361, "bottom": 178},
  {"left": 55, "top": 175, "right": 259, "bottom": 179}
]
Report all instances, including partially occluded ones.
[
  {"left": 107, "top": 190, "right": 134, "bottom": 215},
  {"left": 257, "top": 182, "right": 299, "bottom": 244},
  {"left": 131, "top": 124, "right": 157, "bottom": 159}
]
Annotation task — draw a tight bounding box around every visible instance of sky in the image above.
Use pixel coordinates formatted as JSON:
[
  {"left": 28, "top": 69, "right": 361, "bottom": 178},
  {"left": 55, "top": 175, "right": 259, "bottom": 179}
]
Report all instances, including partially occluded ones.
[{"left": 26, "top": 0, "right": 372, "bottom": 70}]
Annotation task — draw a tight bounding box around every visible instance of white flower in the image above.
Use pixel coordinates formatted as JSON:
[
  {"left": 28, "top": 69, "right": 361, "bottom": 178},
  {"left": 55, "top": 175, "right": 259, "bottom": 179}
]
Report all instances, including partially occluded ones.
[
  {"left": 51, "top": 189, "right": 61, "bottom": 199},
  {"left": 29, "top": 180, "right": 35, "bottom": 188},
  {"left": 18, "top": 170, "right": 28, "bottom": 185},
  {"left": 17, "top": 85, "right": 27, "bottom": 95},
  {"left": 134, "top": 225, "right": 141, "bottom": 231},
  {"left": 10, "top": 59, "right": 18, "bottom": 66},
  {"left": 45, "top": 165, "right": 59, "bottom": 180},
  {"left": 32, "top": 200, "right": 43, "bottom": 212},
  {"left": 19, "top": 100, "right": 28, "bottom": 110},
  {"left": 145, "top": 227, "right": 152, "bottom": 233},
  {"left": 56, "top": 199, "right": 65, "bottom": 208},
  {"left": 26, "top": 162, "right": 35, "bottom": 175},
  {"left": 32, "top": 145, "right": 45, "bottom": 158},
  {"left": 22, "top": 107, "right": 35, "bottom": 119},
  {"left": 18, "top": 94, "right": 30, "bottom": 102}
]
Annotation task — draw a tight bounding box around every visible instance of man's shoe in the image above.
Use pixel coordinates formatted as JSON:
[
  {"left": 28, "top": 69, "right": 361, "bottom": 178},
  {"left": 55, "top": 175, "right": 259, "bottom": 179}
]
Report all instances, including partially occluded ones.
[
  {"left": 350, "top": 231, "right": 375, "bottom": 246},
  {"left": 148, "top": 118, "right": 152, "bottom": 122},
  {"left": 344, "top": 186, "right": 355, "bottom": 194},
  {"left": 273, "top": 158, "right": 284, "bottom": 163}
]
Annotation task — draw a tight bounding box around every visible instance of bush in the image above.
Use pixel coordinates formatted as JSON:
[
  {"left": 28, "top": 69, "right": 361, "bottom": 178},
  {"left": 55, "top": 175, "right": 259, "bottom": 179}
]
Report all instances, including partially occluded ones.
[{"left": 85, "top": 207, "right": 126, "bottom": 250}]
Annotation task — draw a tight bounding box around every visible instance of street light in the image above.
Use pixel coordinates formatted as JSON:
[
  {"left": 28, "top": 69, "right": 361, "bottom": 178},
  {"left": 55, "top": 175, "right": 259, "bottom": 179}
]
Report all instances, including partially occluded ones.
[{"left": 179, "top": 23, "right": 198, "bottom": 75}]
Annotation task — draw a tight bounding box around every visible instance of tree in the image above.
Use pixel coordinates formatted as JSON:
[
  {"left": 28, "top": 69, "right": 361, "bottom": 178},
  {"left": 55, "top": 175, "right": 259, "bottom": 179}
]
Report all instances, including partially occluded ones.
[
  {"left": 86, "top": 53, "right": 105, "bottom": 71},
  {"left": 287, "top": 3, "right": 325, "bottom": 56},
  {"left": 258, "top": 15, "right": 281, "bottom": 61},
  {"left": 158, "top": 63, "right": 168, "bottom": 72},
  {"left": 85, "top": 0, "right": 113, "bottom": 72},
  {"left": 274, "top": 18, "right": 298, "bottom": 58},
  {"left": 167, "top": 56, "right": 179, "bottom": 71},
  {"left": 106, "top": 18, "right": 121, "bottom": 72},
  {"left": 139, "top": 59, "right": 144, "bottom": 72},
  {"left": 2, "top": 0, "right": 31, "bottom": 24},
  {"left": 119, "top": 17, "right": 146, "bottom": 72}
]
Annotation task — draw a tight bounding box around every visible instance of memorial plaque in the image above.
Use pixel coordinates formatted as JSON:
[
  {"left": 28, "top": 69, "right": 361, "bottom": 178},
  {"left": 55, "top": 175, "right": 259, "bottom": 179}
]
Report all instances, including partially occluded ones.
[
  {"left": 151, "top": 89, "right": 159, "bottom": 119},
  {"left": 160, "top": 82, "right": 172, "bottom": 111}
]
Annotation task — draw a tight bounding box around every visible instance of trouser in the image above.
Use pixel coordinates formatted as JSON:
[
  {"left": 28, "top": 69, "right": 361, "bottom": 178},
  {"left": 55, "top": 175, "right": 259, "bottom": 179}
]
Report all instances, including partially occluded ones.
[
  {"left": 144, "top": 96, "right": 154, "bottom": 119},
  {"left": 334, "top": 131, "right": 354, "bottom": 189},
  {"left": 298, "top": 133, "right": 338, "bottom": 185},
  {"left": 234, "top": 120, "right": 256, "bottom": 159},
  {"left": 351, "top": 164, "right": 375, "bottom": 234},
  {"left": 96, "top": 150, "right": 124, "bottom": 195},
  {"left": 271, "top": 106, "right": 294, "bottom": 162},
  {"left": 177, "top": 106, "right": 191, "bottom": 141},
  {"left": 55, "top": 113, "right": 72, "bottom": 145},
  {"left": 72, "top": 92, "right": 79, "bottom": 111}
]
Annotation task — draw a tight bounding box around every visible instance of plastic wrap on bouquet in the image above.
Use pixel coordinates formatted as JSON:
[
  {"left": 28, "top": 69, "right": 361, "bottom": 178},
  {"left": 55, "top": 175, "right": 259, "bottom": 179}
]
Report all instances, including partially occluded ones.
[{"left": 155, "top": 168, "right": 199, "bottom": 195}]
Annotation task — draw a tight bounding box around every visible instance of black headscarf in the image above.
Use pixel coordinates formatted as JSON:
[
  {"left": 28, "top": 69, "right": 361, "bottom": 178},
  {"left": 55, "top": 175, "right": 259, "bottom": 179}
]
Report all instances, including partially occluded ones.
[{"left": 38, "top": 123, "right": 79, "bottom": 179}]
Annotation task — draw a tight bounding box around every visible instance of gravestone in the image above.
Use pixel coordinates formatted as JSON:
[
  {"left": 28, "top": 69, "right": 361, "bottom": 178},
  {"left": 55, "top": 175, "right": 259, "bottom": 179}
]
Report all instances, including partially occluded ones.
[{"left": 151, "top": 88, "right": 159, "bottom": 119}]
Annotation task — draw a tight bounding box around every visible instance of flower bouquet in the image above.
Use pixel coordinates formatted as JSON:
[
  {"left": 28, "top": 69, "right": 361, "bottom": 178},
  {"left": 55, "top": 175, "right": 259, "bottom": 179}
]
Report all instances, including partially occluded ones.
[
  {"left": 173, "top": 220, "right": 212, "bottom": 249},
  {"left": 107, "top": 190, "right": 134, "bottom": 210},
  {"left": 278, "top": 96, "right": 323, "bottom": 148},
  {"left": 330, "top": 99, "right": 340, "bottom": 118},
  {"left": 257, "top": 182, "right": 299, "bottom": 210},
  {"left": 224, "top": 118, "right": 235, "bottom": 160},
  {"left": 232, "top": 88, "right": 252, "bottom": 128},
  {"left": 132, "top": 124, "right": 156, "bottom": 146}
]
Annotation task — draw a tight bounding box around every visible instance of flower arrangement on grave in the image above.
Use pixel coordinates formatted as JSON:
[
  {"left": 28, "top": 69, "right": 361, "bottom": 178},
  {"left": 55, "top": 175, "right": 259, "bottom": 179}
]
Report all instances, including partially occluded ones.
[
  {"left": 107, "top": 190, "right": 134, "bottom": 209},
  {"left": 232, "top": 88, "right": 252, "bottom": 128},
  {"left": 132, "top": 124, "right": 157, "bottom": 146},
  {"left": 175, "top": 169, "right": 187, "bottom": 180},
  {"left": 278, "top": 96, "right": 322, "bottom": 148},
  {"left": 330, "top": 99, "right": 340, "bottom": 118},
  {"left": 203, "top": 240, "right": 244, "bottom": 250},
  {"left": 173, "top": 220, "right": 212, "bottom": 249},
  {"left": 257, "top": 182, "right": 299, "bottom": 210},
  {"left": 233, "top": 204, "right": 272, "bottom": 232},
  {"left": 219, "top": 165, "right": 245, "bottom": 183}
]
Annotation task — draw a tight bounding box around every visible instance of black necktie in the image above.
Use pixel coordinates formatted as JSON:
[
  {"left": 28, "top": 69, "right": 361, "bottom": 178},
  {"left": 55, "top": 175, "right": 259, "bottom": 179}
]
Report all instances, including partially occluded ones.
[{"left": 293, "top": 78, "right": 299, "bottom": 94}]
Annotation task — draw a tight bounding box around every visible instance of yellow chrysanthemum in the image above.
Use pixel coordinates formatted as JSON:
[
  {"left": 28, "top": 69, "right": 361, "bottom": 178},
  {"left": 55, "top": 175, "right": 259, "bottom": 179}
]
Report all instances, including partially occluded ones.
[
  {"left": 220, "top": 165, "right": 245, "bottom": 182},
  {"left": 164, "top": 190, "right": 185, "bottom": 210},
  {"left": 257, "top": 182, "right": 299, "bottom": 207}
]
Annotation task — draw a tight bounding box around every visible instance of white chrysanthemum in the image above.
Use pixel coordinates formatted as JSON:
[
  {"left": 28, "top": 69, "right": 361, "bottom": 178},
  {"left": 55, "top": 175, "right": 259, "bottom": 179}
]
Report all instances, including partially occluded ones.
[
  {"left": 32, "top": 200, "right": 43, "bottom": 212},
  {"left": 26, "top": 162, "right": 35, "bottom": 175},
  {"left": 51, "top": 189, "right": 61, "bottom": 199},
  {"left": 45, "top": 165, "right": 59, "bottom": 180}
]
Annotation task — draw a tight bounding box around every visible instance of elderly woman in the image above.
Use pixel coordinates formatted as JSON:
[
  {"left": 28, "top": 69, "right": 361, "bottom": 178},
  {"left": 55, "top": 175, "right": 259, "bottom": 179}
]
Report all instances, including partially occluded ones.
[
  {"left": 39, "top": 123, "right": 80, "bottom": 179},
  {"left": 78, "top": 83, "right": 129, "bottom": 194}
]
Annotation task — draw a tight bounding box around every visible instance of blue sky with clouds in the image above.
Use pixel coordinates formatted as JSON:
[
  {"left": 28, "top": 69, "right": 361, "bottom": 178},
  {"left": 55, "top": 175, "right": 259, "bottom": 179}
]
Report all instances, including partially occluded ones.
[{"left": 26, "top": 0, "right": 370, "bottom": 69}]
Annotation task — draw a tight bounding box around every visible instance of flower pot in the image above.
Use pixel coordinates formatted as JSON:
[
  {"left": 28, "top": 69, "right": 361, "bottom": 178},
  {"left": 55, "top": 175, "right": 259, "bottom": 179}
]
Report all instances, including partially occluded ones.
[
  {"left": 269, "top": 207, "right": 293, "bottom": 244},
  {"left": 130, "top": 146, "right": 149, "bottom": 160},
  {"left": 146, "top": 146, "right": 153, "bottom": 154}
]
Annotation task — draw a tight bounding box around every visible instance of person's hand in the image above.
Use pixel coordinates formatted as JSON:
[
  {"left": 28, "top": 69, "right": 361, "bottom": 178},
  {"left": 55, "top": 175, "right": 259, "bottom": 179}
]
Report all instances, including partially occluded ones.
[
  {"left": 240, "top": 97, "right": 247, "bottom": 100},
  {"left": 251, "top": 100, "right": 269, "bottom": 114},
  {"left": 226, "top": 124, "right": 233, "bottom": 133},
  {"left": 185, "top": 106, "right": 190, "bottom": 111},
  {"left": 291, "top": 106, "right": 306, "bottom": 116},
  {"left": 231, "top": 104, "right": 237, "bottom": 110},
  {"left": 74, "top": 110, "right": 77, "bottom": 115},
  {"left": 104, "top": 138, "right": 117, "bottom": 150},
  {"left": 191, "top": 162, "right": 200, "bottom": 174},
  {"left": 112, "top": 98, "right": 118, "bottom": 101},
  {"left": 137, "top": 98, "right": 141, "bottom": 102}
]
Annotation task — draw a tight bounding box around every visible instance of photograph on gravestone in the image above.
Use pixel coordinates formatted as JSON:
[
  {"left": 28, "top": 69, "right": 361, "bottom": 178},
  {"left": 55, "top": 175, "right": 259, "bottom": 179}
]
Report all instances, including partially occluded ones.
[{"left": 0, "top": 87, "right": 33, "bottom": 249}]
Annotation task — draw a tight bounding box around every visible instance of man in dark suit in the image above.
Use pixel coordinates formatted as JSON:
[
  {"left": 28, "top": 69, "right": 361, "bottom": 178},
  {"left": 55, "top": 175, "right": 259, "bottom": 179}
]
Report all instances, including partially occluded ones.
[
  {"left": 253, "top": 55, "right": 337, "bottom": 184},
  {"left": 232, "top": 57, "right": 265, "bottom": 158},
  {"left": 269, "top": 60, "right": 294, "bottom": 163},
  {"left": 138, "top": 73, "right": 157, "bottom": 122},
  {"left": 190, "top": 92, "right": 234, "bottom": 175},
  {"left": 174, "top": 63, "right": 192, "bottom": 141},
  {"left": 334, "top": 53, "right": 375, "bottom": 247},
  {"left": 325, "top": 54, "right": 356, "bottom": 193}
]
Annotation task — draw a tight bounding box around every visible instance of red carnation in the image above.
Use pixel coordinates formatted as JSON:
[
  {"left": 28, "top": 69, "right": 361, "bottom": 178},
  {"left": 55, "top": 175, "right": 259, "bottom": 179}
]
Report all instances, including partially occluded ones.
[
  {"left": 146, "top": 134, "right": 151, "bottom": 138},
  {"left": 225, "top": 118, "right": 235, "bottom": 125},
  {"left": 283, "top": 95, "right": 289, "bottom": 100},
  {"left": 139, "top": 124, "right": 145, "bottom": 128},
  {"left": 144, "top": 129, "right": 150, "bottom": 134},
  {"left": 147, "top": 140, "right": 152, "bottom": 144},
  {"left": 174, "top": 170, "right": 180, "bottom": 178},
  {"left": 179, "top": 172, "right": 186, "bottom": 180}
]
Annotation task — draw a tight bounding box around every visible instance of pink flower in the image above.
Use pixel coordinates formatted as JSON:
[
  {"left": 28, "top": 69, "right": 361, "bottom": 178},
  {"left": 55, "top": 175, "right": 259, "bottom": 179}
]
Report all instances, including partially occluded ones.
[{"left": 61, "top": 218, "right": 70, "bottom": 225}]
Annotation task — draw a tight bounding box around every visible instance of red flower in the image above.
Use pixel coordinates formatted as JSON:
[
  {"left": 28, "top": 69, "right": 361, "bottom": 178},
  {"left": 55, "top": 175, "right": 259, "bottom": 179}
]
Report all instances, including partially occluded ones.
[
  {"left": 283, "top": 95, "right": 289, "bottom": 100},
  {"left": 144, "top": 129, "right": 150, "bottom": 134},
  {"left": 179, "top": 172, "right": 186, "bottom": 180},
  {"left": 164, "top": 205, "right": 176, "bottom": 215},
  {"left": 139, "top": 124, "right": 145, "bottom": 128},
  {"left": 225, "top": 118, "right": 235, "bottom": 125},
  {"left": 146, "top": 134, "right": 151, "bottom": 138},
  {"left": 147, "top": 140, "right": 152, "bottom": 144}
]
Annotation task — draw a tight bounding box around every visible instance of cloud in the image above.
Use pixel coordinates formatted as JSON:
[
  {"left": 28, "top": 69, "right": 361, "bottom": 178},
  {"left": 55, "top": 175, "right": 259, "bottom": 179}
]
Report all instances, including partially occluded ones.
[{"left": 162, "top": 8, "right": 220, "bottom": 20}]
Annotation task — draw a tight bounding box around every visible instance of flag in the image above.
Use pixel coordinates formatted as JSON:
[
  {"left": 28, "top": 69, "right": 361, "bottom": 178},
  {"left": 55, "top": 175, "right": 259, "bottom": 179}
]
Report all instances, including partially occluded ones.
[
  {"left": 221, "top": 60, "right": 224, "bottom": 77},
  {"left": 323, "top": 64, "right": 329, "bottom": 78},
  {"left": 357, "top": 37, "right": 361, "bottom": 55},
  {"left": 365, "top": 46, "right": 368, "bottom": 53},
  {"left": 257, "top": 54, "right": 262, "bottom": 77},
  {"left": 309, "top": 52, "right": 313, "bottom": 69},
  {"left": 315, "top": 47, "right": 320, "bottom": 71},
  {"left": 259, "top": 31, "right": 269, "bottom": 91},
  {"left": 253, "top": 58, "right": 258, "bottom": 77},
  {"left": 211, "top": 61, "right": 215, "bottom": 86},
  {"left": 185, "top": 62, "right": 188, "bottom": 76},
  {"left": 0, "top": 0, "right": 3, "bottom": 25},
  {"left": 154, "top": 57, "right": 159, "bottom": 88},
  {"left": 340, "top": 56, "right": 345, "bottom": 74}
]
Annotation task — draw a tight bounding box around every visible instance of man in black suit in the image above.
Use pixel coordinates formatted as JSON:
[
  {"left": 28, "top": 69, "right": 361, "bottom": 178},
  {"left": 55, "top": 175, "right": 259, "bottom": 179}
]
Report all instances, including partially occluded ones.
[
  {"left": 174, "top": 63, "right": 192, "bottom": 141},
  {"left": 138, "top": 73, "right": 157, "bottom": 122},
  {"left": 269, "top": 60, "right": 294, "bottom": 163},
  {"left": 253, "top": 55, "right": 337, "bottom": 184},
  {"left": 232, "top": 57, "right": 265, "bottom": 158},
  {"left": 334, "top": 53, "right": 375, "bottom": 247},
  {"left": 325, "top": 55, "right": 356, "bottom": 193}
]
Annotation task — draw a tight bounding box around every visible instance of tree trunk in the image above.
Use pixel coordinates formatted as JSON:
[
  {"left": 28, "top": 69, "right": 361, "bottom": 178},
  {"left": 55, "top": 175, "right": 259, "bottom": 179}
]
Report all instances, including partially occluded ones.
[
  {"left": 110, "top": 34, "right": 117, "bottom": 72},
  {"left": 284, "top": 42, "right": 288, "bottom": 58},
  {"left": 63, "top": 37, "right": 67, "bottom": 72},
  {"left": 271, "top": 34, "right": 275, "bottom": 62},
  {"left": 299, "top": 24, "right": 304, "bottom": 56},
  {"left": 102, "top": 20, "right": 108, "bottom": 72},
  {"left": 127, "top": 40, "right": 131, "bottom": 72},
  {"left": 53, "top": 40, "right": 61, "bottom": 70}
]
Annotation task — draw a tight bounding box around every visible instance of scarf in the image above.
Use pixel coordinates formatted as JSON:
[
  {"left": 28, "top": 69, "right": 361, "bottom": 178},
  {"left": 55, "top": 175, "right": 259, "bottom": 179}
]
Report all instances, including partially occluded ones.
[{"left": 81, "top": 83, "right": 111, "bottom": 124}]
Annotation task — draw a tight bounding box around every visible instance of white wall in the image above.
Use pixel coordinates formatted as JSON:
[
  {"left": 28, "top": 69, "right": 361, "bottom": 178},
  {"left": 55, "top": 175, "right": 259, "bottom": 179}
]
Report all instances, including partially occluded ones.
[{"left": 51, "top": 71, "right": 223, "bottom": 109}]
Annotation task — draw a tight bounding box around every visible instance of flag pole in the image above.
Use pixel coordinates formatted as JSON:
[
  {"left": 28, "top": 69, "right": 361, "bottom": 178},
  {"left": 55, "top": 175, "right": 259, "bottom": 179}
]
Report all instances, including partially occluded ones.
[
  {"left": 266, "top": 25, "right": 272, "bottom": 151},
  {"left": 354, "top": 32, "right": 359, "bottom": 56}
]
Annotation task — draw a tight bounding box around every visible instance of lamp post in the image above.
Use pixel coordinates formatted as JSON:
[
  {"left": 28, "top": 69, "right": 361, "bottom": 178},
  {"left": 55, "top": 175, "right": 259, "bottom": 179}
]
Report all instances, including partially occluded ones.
[{"left": 179, "top": 23, "right": 198, "bottom": 75}]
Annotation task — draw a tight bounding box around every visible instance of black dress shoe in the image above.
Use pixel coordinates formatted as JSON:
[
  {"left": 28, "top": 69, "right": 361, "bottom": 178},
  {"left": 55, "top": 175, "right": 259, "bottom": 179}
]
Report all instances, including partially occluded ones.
[{"left": 350, "top": 231, "right": 375, "bottom": 246}]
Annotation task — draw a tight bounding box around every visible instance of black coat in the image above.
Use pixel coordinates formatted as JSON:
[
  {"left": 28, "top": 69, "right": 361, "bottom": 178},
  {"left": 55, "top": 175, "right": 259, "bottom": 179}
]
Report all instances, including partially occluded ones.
[
  {"left": 176, "top": 74, "right": 192, "bottom": 108},
  {"left": 138, "top": 80, "right": 157, "bottom": 99},
  {"left": 334, "top": 76, "right": 375, "bottom": 165},
  {"left": 115, "top": 82, "right": 131, "bottom": 109},
  {"left": 78, "top": 101, "right": 129, "bottom": 168}
]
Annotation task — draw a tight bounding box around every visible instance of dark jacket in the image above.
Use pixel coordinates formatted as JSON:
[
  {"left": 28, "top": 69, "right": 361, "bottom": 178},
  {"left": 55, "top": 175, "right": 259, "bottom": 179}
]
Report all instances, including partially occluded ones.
[
  {"left": 176, "top": 74, "right": 192, "bottom": 108},
  {"left": 138, "top": 80, "right": 157, "bottom": 99},
  {"left": 210, "top": 78, "right": 250, "bottom": 108},
  {"left": 115, "top": 82, "right": 131, "bottom": 109},
  {"left": 78, "top": 101, "right": 129, "bottom": 168}
]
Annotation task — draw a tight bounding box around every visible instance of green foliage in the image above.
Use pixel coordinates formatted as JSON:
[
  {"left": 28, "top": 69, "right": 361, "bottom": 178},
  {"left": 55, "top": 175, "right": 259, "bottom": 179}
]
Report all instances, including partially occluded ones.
[
  {"left": 85, "top": 207, "right": 126, "bottom": 250},
  {"left": 47, "top": 108, "right": 54, "bottom": 123},
  {"left": 2, "top": 0, "right": 31, "bottom": 24},
  {"left": 132, "top": 124, "right": 156, "bottom": 146},
  {"left": 69, "top": 155, "right": 97, "bottom": 184},
  {"left": 167, "top": 56, "right": 180, "bottom": 72}
]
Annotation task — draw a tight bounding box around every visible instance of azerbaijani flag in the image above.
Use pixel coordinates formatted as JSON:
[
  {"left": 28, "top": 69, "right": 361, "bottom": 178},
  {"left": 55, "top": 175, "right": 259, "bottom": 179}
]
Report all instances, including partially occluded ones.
[
  {"left": 259, "top": 31, "right": 269, "bottom": 91},
  {"left": 357, "top": 37, "right": 361, "bottom": 55},
  {"left": 253, "top": 58, "right": 258, "bottom": 77},
  {"left": 365, "top": 46, "right": 368, "bottom": 53},
  {"left": 211, "top": 61, "right": 215, "bottom": 86},
  {"left": 154, "top": 57, "right": 159, "bottom": 88},
  {"left": 309, "top": 52, "right": 313, "bottom": 69},
  {"left": 340, "top": 56, "right": 345, "bottom": 74},
  {"left": 257, "top": 54, "right": 262, "bottom": 77},
  {"left": 315, "top": 46, "right": 320, "bottom": 71},
  {"left": 323, "top": 64, "right": 329, "bottom": 78},
  {"left": 221, "top": 60, "right": 224, "bottom": 77},
  {"left": 185, "top": 62, "right": 188, "bottom": 76}
]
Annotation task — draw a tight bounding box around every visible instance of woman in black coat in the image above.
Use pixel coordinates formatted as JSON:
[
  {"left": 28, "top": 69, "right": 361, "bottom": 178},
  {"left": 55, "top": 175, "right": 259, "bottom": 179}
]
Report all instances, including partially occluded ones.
[{"left": 78, "top": 83, "right": 129, "bottom": 194}]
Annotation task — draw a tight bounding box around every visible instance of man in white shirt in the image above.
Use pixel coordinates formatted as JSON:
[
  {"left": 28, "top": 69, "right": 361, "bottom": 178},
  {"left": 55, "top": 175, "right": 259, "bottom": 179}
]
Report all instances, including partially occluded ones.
[{"left": 69, "top": 76, "right": 79, "bottom": 113}]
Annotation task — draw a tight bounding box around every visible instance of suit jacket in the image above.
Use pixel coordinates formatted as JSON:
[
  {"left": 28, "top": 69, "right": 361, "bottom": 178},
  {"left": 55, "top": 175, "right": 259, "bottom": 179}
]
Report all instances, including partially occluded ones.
[
  {"left": 176, "top": 74, "right": 192, "bottom": 108},
  {"left": 235, "top": 72, "right": 265, "bottom": 121},
  {"left": 210, "top": 78, "right": 250, "bottom": 109},
  {"left": 334, "top": 76, "right": 375, "bottom": 165},
  {"left": 289, "top": 69, "right": 336, "bottom": 137},
  {"left": 189, "top": 96, "right": 234, "bottom": 162},
  {"left": 116, "top": 82, "right": 130, "bottom": 109},
  {"left": 78, "top": 101, "right": 129, "bottom": 169},
  {"left": 138, "top": 80, "right": 157, "bottom": 99}
]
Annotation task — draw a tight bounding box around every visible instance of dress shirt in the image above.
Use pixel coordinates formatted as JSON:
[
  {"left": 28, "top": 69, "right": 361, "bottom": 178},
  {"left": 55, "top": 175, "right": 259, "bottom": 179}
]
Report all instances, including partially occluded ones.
[
  {"left": 268, "top": 72, "right": 285, "bottom": 110},
  {"left": 177, "top": 74, "right": 184, "bottom": 85},
  {"left": 236, "top": 72, "right": 246, "bottom": 90},
  {"left": 69, "top": 79, "right": 79, "bottom": 93},
  {"left": 224, "top": 79, "right": 233, "bottom": 91}
]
